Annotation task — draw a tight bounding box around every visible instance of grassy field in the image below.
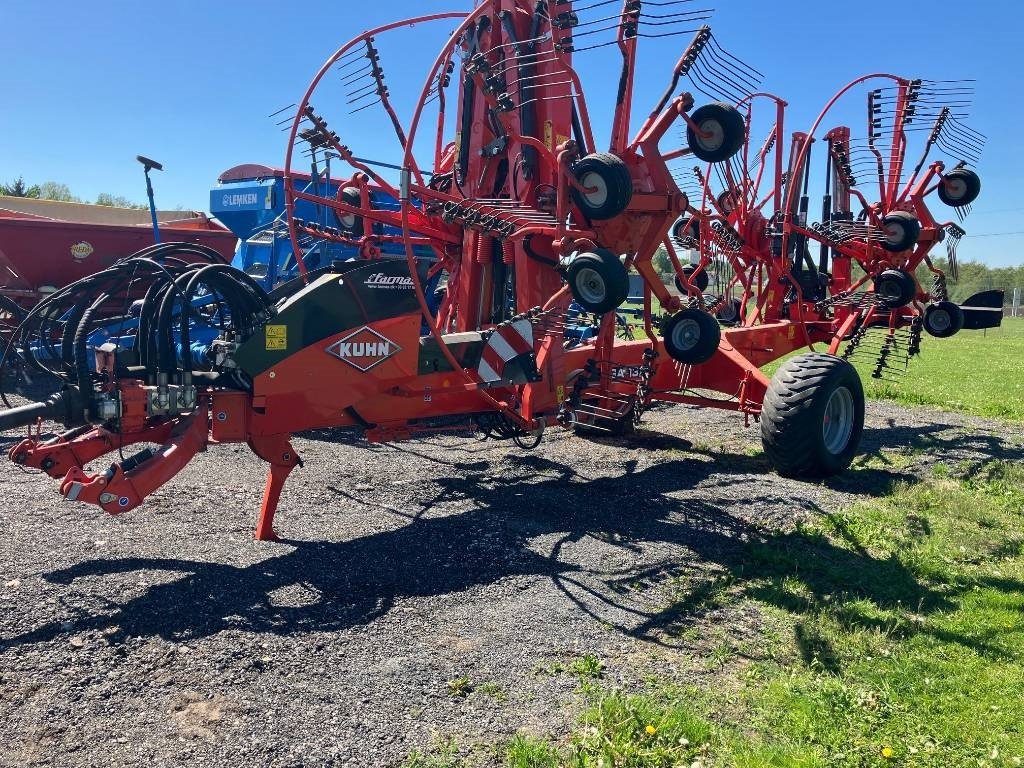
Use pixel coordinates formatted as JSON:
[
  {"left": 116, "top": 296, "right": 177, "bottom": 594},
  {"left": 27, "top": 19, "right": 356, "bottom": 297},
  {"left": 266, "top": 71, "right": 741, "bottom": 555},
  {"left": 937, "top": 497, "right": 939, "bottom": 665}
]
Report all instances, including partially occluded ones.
[
  {"left": 404, "top": 463, "right": 1024, "bottom": 767},
  {"left": 856, "top": 318, "right": 1024, "bottom": 422},
  {"left": 402, "top": 459, "right": 1024, "bottom": 767}
]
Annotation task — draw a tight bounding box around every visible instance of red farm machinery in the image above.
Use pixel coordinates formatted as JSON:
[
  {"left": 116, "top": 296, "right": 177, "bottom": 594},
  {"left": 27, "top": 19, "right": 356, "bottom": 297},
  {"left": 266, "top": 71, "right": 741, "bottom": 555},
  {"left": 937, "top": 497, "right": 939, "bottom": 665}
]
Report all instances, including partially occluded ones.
[{"left": 0, "top": 1, "right": 1002, "bottom": 541}]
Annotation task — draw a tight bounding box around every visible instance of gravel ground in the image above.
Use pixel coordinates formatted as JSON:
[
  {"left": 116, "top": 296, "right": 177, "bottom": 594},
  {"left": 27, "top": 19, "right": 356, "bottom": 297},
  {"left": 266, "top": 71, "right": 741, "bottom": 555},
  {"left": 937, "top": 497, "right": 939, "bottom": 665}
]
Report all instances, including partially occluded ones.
[{"left": 0, "top": 397, "right": 1021, "bottom": 767}]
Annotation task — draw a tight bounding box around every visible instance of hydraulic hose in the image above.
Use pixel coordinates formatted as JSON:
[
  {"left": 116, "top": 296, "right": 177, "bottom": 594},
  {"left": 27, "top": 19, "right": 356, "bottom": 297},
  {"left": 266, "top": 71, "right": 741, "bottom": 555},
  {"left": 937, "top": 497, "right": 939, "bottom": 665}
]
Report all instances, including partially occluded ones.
[{"left": 0, "top": 389, "right": 82, "bottom": 432}]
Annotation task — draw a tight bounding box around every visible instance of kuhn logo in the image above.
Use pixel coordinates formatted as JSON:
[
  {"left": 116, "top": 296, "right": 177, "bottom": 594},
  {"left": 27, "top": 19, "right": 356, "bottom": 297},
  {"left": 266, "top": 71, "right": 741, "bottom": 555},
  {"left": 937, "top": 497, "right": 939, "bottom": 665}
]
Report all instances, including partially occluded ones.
[
  {"left": 364, "top": 272, "right": 414, "bottom": 290},
  {"left": 326, "top": 326, "right": 401, "bottom": 372}
]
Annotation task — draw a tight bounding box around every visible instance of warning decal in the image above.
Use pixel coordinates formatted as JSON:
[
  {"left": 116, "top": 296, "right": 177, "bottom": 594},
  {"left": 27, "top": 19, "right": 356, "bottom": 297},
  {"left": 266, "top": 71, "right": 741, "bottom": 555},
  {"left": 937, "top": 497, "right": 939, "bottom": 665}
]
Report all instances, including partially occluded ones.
[{"left": 265, "top": 325, "right": 288, "bottom": 351}]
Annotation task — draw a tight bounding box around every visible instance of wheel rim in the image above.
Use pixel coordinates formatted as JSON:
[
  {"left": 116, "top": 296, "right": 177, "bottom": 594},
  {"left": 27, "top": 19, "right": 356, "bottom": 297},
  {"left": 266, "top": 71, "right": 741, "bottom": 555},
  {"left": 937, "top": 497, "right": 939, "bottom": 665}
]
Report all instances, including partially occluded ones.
[
  {"left": 928, "top": 308, "right": 951, "bottom": 333},
  {"left": 822, "top": 386, "right": 855, "bottom": 455},
  {"left": 580, "top": 171, "right": 609, "bottom": 208},
  {"left": 671, "top": 317, "right": 702, "bottom": 352},
  {"left": 575, "top": 267, "right": 607, "bottom": 305},
  {"left": 878, "top": 278, "right": 902, "bottom": 302},
  {"left": 945, "top": 178, "right": 967, "bottom": 200},
  {"left": 695, "top": 119, "right": 725, "bottom": 152},
  {"left": 884, "top": 221, "right": 905, "bottom": 245}
]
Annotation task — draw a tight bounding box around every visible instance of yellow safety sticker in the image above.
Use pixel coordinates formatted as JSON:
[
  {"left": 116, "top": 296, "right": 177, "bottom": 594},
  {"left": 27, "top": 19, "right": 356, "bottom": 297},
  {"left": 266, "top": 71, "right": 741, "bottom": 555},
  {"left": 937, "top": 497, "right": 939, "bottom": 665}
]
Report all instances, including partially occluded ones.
[
  {"left": 265, "top": 325, "right": 287, "bottom": 351},
  {"left": 556, "top": 385, "right": 565, "bottom": 404}
]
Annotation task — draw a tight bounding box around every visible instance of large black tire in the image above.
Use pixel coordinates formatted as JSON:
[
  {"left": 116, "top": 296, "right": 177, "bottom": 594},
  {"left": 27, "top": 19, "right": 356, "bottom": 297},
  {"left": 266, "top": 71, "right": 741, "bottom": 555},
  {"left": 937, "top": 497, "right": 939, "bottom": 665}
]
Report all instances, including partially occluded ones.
[
  {"left": 717, "top": 189, "right": 738, "bottom": 215},
  {"left": 761, "top": 353, "right": 865, "bottom": 478},
  {"left": 874, "top": 268, "right": 917, "bottom": 308},
  {"left": 716, "top": 297, "right": 743, "bottom": 325},
  {"left": 571, "top": 153, "right": 633, "bottom": 220},
  {"left": 938, "top": 168, "right": 981, "bottom": 208},
  {"left": 662, "top": 309, "right": 721, "bottom": 365},
  {"left": 674, "top": 264, "right": 710, "bottom": 293},
  {"left": 567, "top": 249, "right": 629, "bottom": 313},
  {"left": 880, "top": 210, "right": 921, "bottom": 253},
  {"left": 686, "top": 102, "right": 746, "bottom": 163},
  {"left": 333, "top": 186, "right": 364, "bottom": 236},
  {"left": 671, "top": 217, "right": 700, "bottom": 243},
  {"left": 923, "top": 301, "right": 965, "bottom": 338}
]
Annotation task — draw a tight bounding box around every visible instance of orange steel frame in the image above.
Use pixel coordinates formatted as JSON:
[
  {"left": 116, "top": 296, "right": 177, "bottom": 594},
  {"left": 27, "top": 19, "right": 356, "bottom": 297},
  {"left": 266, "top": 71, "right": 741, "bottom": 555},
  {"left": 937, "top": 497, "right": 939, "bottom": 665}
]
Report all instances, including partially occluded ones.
[{"left": 7, "top": 3, "right": 966, "bottom": 542}]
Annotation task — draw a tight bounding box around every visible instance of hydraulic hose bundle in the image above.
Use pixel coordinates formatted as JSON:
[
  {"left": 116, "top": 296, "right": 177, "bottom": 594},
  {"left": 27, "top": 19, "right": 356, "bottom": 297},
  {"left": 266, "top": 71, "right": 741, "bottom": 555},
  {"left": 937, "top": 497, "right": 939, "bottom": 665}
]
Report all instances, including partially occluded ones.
[{"left": 0, "top": 243, "right": 274, "bottom": 424}]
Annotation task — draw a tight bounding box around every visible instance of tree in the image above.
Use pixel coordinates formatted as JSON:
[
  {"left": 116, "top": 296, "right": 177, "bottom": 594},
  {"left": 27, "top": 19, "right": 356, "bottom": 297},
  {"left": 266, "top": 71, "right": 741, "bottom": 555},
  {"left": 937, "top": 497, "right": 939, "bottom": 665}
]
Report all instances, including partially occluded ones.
[
  {"left": 0, "top": 176, "right": 41, "bottom": 198},
  {"left": 37, "top": 181, "right": 79, "bottom": 202},
  {"left": 94, "top": 192, "right": 146, "bottom": 209}
]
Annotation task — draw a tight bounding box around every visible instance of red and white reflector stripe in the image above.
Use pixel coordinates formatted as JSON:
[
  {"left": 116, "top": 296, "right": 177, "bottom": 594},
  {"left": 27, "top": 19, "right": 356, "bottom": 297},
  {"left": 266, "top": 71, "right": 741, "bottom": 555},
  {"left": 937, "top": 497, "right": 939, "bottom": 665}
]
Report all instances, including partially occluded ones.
[{"left": 477, "top": 320, "right": 534, "bottom": 383}]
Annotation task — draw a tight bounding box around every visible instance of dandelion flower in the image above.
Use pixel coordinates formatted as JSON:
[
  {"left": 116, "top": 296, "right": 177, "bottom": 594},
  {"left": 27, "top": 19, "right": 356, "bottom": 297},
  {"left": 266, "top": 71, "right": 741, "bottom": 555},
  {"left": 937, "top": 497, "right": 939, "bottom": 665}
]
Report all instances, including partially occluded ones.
[
  {"left": 645, "top": 725, "right": 657, "bottom": 736},
  {"left": 881, "top": 746, "right": 895, "bottom": 759}
]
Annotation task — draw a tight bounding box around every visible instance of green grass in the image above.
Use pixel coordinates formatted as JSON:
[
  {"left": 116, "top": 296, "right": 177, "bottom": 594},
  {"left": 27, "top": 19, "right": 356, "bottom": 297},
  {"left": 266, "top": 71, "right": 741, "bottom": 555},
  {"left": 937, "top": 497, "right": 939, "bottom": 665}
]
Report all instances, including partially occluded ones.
[
  {"left": 403, "top": 736, "right": 468, "bottom": 768},
  {"left": 762, "top": 318, "right": 1024, "bottom": 422},
  {"left": 859, "top": 318, "right": 1024, "bottom": 421},
  {"left": 569, "top": 654, "right": 605, "bottom": 681},
  {"left": 497, "top": 459, "right": 1024, "bottom": 766},
  {"left": 447, "top": 676, "right": 473, "bottom": 698}
]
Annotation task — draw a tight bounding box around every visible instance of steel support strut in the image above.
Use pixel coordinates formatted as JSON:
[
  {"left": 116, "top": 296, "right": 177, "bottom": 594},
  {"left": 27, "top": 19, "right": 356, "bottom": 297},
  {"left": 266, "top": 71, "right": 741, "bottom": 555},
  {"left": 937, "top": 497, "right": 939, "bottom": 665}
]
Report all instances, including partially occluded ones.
[{"left": 249, "top": 434, "right": 301, "bottom": 542}]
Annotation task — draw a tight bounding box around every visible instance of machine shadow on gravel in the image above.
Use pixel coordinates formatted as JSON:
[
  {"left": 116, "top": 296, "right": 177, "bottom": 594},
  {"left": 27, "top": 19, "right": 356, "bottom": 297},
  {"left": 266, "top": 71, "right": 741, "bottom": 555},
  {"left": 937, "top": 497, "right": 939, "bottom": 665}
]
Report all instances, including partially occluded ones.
[{"left": 4, "top": 428, "right": 1021, "bottom": 666}]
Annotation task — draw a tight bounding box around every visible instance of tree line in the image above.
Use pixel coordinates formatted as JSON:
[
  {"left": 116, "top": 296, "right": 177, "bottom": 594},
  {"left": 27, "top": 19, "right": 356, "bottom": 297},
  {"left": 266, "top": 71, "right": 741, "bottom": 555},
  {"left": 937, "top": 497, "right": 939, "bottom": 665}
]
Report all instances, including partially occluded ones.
[{"left": 1, "top": 176, "right": 146, "bottom": 209}]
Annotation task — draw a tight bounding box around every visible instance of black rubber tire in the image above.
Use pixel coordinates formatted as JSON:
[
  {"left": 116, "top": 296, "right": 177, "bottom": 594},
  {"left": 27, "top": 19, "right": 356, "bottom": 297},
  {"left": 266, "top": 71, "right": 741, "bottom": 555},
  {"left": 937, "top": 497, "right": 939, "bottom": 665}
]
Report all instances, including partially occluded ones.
[
  {"left": 686, "top": 102, "right": 746, "bottom": 163},
  {"left": 333, "top": 187, "right": 364, "bottom": 236},
  {"left": 717, "top": 189, "right": 738, "bottom": 215},
  {"left": 571, "top": 153, "right": 633, "bottom": 220},
  {"left": 716, "top": 297, "right": 743, "bottom": 325},
  {"left": 938, "top": 168, "right": 981, "bottom": 208},
  {"left": 671, "top": 217, "right": 700, "bottom": 243},
  {"left": 662, "top": 309, "right": 721, "bottom": 364},
  {"left": 674, "top": 264, "right": 709, "bottom": 293},
  {"left": 874, "top": 268, "right": 917, "bottom": 308},
  {"left": 923, "top": 301, "right": 965, "bottom": 338},
  {"left": 880, "top": 210, "right": 921, "bottom": 253},
  {"left": 761, "top": 353, "right": 865, "bottom": 479},
  {"left": 567, "top": 248, "right": 630, "bottom": 313}
]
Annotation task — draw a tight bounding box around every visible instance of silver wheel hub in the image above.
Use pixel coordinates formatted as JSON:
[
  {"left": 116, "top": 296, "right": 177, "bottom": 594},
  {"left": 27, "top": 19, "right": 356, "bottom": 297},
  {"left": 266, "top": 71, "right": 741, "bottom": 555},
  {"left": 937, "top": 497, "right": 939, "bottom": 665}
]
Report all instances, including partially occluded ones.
[
  {"left": 580, "top": 171, "right": 609, "bottom": 208},
  {"left": 884, "top": 221, "right": 906, "bottom": 245},
  {"left": 696, "top": 119, "right": 725, "bottom": 152},
  {"left": 822, "top": 386, "right": 855, "bottom": 455},
  {"left": 929, "top": 308, "right": 951, "bottom": 332},
  {"left": 671, "top": 317, "right": 702, "bottom": 352},
  {"left": 575, "top": 266, "right": 607, "bottom": 305}
]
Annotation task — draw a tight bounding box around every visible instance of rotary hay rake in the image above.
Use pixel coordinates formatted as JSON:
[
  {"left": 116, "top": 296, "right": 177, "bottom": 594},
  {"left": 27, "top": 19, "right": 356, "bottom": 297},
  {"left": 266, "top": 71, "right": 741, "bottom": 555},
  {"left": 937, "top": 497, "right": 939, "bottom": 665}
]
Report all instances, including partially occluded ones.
[{"left": 0, "top": 1, "right": 1003, "bottom": 541}]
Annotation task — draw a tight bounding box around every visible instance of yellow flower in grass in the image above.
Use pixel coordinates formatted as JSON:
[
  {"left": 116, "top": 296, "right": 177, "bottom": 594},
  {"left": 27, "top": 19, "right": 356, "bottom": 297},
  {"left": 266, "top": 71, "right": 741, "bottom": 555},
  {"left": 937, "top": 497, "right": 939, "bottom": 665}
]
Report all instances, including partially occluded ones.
[
  {"left": 881, "top": 746, "right": 895, "bottom": 759},
  {"left": 645, "top": 725, "right": 658, "bottom": 736}
]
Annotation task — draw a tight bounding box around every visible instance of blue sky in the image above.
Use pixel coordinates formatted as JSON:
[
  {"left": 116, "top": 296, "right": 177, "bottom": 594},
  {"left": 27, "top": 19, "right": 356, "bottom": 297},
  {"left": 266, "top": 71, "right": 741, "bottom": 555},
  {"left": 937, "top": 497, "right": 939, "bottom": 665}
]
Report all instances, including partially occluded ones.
[{"left": 2, "top": 0, "right": 1022, "bottom": 266}]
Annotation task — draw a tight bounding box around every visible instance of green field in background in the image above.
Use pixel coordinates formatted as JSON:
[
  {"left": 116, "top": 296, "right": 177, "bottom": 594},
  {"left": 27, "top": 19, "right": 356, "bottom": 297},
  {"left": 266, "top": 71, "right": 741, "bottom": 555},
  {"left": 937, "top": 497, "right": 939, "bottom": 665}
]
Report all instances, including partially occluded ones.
[
  {"left": 758, "top": 317, "right": 1024, "bottom": 422},
  {"left": 855, "top": 318, "right": 1023, "bottom": 422}
]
